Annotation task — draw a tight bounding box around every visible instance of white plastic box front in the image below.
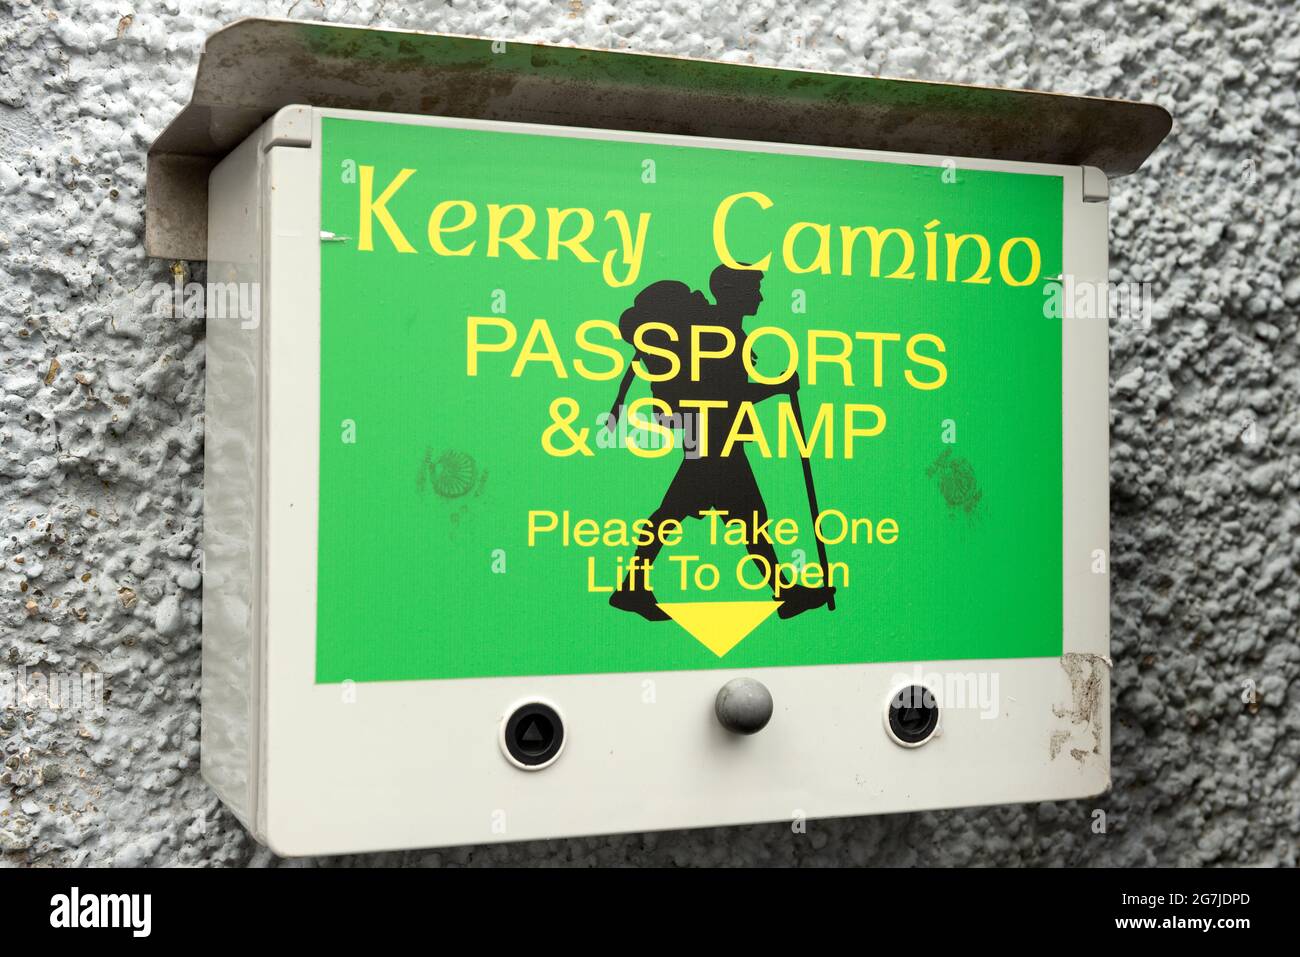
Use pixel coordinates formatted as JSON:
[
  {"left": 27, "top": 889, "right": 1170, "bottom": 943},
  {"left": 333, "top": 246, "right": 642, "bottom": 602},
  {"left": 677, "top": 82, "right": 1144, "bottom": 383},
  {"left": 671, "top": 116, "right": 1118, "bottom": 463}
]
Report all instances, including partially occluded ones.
[{"left": 202, "top": 105, "right": 1111, "bottom": 856}]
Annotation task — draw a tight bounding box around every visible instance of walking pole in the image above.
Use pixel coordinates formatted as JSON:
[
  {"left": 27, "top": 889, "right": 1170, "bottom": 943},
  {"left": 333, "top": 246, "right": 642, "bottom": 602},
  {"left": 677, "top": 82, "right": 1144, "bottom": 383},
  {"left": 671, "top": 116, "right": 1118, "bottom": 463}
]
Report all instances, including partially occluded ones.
[
  {"left": 605, "top": 355, "right": 639, "bottom": 432},
  {"left": 788, "top": 389, "right": 835, "bottom": 611}
]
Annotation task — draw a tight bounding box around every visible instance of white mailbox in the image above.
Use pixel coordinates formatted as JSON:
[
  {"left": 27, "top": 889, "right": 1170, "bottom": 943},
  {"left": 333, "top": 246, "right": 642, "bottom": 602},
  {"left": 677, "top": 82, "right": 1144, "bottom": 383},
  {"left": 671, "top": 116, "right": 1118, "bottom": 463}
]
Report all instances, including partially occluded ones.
[{"left": 147, "top": 19, "right": 1169, "bottom": 855}]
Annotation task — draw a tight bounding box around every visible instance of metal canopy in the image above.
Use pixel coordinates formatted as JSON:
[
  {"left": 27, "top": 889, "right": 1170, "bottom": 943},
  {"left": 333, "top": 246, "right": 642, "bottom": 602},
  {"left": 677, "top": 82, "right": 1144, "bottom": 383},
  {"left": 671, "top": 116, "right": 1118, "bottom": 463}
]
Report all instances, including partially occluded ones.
[{"left": 146, "top": 17, "right": 1172, "bottom": 260}]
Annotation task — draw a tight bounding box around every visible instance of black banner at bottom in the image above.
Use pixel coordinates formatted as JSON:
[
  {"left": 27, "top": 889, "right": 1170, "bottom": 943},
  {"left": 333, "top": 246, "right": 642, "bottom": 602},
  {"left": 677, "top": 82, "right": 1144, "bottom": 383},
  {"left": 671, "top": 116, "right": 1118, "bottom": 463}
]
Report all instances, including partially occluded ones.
[{"left": 0, "top": 865, "right": 1284, "bottom": 943}]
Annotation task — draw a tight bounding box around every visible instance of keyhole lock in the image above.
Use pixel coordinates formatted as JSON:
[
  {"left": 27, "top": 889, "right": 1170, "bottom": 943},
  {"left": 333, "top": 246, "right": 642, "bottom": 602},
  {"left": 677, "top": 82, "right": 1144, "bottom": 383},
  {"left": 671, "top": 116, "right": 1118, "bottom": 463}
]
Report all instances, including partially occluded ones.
[
  {"left": 501, "top": 700, "right": 566, "bottom": 770},
  {"left": 884, "top": 684, "right": 940, "bottom": 747}
]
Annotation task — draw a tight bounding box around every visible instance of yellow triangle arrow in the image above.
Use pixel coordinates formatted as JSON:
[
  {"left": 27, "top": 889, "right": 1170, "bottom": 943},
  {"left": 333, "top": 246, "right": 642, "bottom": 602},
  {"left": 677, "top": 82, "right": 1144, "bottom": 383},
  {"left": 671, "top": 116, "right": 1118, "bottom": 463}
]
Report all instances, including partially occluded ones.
[{"left": 658, "top": 601, "right": 782, "bottom": 657}]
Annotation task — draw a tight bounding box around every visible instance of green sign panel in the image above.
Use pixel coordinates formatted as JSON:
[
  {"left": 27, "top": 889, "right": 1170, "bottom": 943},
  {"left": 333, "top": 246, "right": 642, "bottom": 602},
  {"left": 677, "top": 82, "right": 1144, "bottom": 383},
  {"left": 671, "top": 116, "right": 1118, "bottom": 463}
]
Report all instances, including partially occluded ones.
[{"left": 316, "top": 116, "right": 1063, "bottom": 683}]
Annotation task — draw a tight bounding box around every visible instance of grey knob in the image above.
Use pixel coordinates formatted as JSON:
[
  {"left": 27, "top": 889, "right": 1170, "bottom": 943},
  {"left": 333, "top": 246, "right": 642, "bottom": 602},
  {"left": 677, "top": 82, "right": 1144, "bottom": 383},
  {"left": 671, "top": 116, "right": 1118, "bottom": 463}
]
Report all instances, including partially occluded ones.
[{"left": 715, "top": 678, "right": 773, "bottom": 734}]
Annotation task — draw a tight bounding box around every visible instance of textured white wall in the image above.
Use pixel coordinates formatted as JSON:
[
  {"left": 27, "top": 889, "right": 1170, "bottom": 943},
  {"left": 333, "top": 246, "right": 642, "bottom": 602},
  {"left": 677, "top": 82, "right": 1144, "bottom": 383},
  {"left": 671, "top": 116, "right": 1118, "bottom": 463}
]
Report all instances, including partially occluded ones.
[{"left": 1, "top": 0, "right": 1296, "bottom": 866}]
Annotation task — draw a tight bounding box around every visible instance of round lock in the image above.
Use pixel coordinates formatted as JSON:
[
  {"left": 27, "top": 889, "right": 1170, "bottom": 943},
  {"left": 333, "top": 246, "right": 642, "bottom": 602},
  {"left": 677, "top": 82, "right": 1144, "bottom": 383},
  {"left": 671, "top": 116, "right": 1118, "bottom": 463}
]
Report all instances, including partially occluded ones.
[
  {"left": 884, "top": 684, "right": 940, "bottom": 747},
  {"left": 500, "top": 700, "right": 566, "bottom": 770}
]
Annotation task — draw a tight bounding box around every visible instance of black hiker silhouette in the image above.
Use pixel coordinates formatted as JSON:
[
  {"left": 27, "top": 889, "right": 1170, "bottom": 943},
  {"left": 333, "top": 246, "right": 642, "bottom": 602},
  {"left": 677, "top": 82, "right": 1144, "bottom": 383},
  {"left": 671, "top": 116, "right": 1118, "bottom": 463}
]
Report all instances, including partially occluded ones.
[{"left": 608, "top": 264, "right": 835, "bottom": 622}]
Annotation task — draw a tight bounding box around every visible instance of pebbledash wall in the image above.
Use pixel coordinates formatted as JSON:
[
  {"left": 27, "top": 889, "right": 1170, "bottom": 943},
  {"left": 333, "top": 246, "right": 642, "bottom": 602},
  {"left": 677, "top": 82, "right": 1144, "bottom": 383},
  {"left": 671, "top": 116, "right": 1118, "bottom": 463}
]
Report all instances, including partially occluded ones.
[{"left": 0, "top": 0, "right": 1296, "bottom": 868}]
